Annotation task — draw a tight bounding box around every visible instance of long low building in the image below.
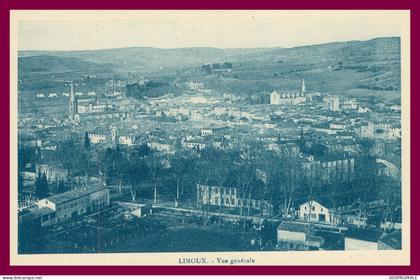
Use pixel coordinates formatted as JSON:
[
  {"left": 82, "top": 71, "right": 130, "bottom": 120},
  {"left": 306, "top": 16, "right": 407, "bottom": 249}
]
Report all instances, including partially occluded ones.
[
  {"left": 196, "top": 184, "right": 273, "bottom": 216},
  {"left": 35, "top": 186, "right": 110, "bottom": 226},
  {"left": 344, "top": 228, "right": 385, "bottom": 250}
]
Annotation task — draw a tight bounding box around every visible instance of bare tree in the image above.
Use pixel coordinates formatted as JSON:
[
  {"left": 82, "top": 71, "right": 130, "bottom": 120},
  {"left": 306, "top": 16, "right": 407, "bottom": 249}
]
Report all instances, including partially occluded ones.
[
  {"left": 147, "top": 154, "right": 162, "bottom": 204},
  {"left": 379, "top": 177, "right": 401, "bottom": 232},
  {"left": 302, "top": 161, "right": 322, "bottom": 226},
  {"left": 214, "top": 158, "right": 230, "bottom": 226},
  {"left": 170, "top": 153, "right": 190, "bottom": 207}
]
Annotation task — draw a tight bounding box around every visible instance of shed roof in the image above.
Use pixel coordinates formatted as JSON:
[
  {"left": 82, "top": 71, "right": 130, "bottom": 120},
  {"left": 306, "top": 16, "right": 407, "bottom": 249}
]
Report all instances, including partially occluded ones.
[
  {"left": 379, "top": 229, "right": 402, "bottom": 249},
  {"left": 20, "top": 207, "right": 55, "bottom": 222},
  {"left": 345, "top": 228, "right": 385, "bottom": 243},
  {"left": 278, "top": 221, "right": 310, "bottom": 233}
]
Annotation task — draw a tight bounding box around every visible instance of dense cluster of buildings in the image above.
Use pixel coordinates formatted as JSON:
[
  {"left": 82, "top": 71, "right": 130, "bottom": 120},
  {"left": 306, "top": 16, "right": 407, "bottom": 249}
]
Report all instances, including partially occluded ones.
[{"left": 18, "top": 72, "right": 402, "bottom": 252}]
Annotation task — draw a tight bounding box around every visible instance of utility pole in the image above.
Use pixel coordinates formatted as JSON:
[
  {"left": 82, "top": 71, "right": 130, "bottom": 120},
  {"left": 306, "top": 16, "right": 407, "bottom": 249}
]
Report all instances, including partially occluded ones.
[
  {"left": 154, "top": 188, "right": 157, "bottom": 203},
  {"left": 68, "top": 80, "right": 76, "bottom": 120}
]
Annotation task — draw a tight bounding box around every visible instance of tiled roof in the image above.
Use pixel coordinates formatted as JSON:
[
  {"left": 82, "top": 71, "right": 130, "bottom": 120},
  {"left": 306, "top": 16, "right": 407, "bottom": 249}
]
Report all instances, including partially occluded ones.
[{"left": 44, "top": 186, "right": 107, "bottom": 205}]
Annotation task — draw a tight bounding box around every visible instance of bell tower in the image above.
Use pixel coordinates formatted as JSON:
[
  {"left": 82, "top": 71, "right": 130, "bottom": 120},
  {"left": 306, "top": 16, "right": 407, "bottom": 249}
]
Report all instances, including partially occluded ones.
[
  {"left": 301, "top": 78, "right": 306, "bottom": 93},
  {"left": 68, "top": 81, "right": 77, "bottom": 120}
]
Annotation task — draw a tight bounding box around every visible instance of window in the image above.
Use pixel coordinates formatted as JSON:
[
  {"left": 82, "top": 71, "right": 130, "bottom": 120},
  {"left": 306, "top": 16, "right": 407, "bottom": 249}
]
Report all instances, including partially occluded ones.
[{"left": 312, "top": 206, "right": 315, "bottom": 211}]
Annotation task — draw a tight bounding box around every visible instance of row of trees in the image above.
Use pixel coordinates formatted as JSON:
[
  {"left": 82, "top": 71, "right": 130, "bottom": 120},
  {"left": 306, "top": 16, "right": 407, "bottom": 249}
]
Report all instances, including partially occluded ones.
[
  {"left": 20, "top": 134, "right": 401, "bottom": 229},
  {"left": 96, "top": 144, "right": 198, "bottom": 204},
  {"left": 92, "top": 139, "right": 400, "bottom": 221}
]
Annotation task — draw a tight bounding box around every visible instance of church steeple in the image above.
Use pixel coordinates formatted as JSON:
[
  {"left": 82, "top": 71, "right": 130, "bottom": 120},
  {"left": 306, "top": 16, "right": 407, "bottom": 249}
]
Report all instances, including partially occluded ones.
[
  {"left": 68, "top": 80, "right": 77, "bottom": 120},
  {"left": 301, "top": 78, "right": 306, "bottom": 93}
]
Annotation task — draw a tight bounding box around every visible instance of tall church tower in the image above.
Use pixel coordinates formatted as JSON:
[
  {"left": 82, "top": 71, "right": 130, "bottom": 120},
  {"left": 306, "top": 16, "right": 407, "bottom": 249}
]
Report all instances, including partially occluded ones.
[
  {"left": 301, "top": 78, "right": 306, "bottom": 93},
  {"left": 68, "top": 81, "right": 77, "bottom": 120}
]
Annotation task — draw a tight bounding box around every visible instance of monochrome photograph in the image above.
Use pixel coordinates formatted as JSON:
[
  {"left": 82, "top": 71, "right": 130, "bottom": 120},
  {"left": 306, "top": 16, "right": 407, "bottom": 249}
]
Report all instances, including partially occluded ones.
[{"left": 10, "top": 10, "right": 410, "bottom": 265}]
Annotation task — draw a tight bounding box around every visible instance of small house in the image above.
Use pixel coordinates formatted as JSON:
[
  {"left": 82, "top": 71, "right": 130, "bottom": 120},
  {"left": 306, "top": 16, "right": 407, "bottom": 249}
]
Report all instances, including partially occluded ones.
[{"left": 299, "top": 200, "right": 338, "bottom": 224}]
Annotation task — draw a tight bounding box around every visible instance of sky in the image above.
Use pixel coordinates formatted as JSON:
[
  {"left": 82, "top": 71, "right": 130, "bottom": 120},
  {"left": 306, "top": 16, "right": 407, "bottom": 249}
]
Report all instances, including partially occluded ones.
[{"left": 17, "top": 10, "right": 407, "bottom": 51}]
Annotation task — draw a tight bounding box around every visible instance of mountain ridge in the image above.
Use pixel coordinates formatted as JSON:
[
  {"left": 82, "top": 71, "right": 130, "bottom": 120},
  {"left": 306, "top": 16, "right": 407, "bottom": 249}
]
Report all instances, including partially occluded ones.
[
  {"left": 19, "top": 36, "right": 398, "bottom": 54},
  {"left": 18, "top": 37, "right": 401, "bottom": 97}
]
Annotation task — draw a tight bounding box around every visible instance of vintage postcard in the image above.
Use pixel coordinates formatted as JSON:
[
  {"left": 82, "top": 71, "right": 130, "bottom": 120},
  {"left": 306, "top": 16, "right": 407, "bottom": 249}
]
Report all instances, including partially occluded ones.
[{"left": 9, "top": 10, "right": 410, "bottom": 265}]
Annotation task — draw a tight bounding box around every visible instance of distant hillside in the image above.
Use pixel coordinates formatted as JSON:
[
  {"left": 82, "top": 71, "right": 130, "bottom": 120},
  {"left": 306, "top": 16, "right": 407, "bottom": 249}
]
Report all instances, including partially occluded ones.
[
  {"left": 19, "top": 48, "right": 265, "bottom": 74},
  {"left": 212, "top": 37, "right": 401, "bottom": 96},
  {"left": 18, "top": 55, "right": 113, "bottom": 80},
  {"left": 19, "top": 37, "right": 399, "bottom": 73},
  {"left": 235, "top": 37, "right": 400, "bottom": 64},
  {"left": 18, "top": 37, "right": 401, "bottom": 98}
]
